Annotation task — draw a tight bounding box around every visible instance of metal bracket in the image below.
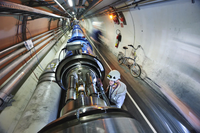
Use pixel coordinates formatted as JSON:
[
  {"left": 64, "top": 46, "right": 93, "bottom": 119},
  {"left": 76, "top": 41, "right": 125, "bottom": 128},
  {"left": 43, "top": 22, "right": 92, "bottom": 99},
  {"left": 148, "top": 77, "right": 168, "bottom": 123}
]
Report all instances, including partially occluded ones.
[
  {"left": 0, "top": 94, "right": 15, "bottom": 111},
  {"left": 134, "top": 4, "right": 140, "bottom": 10},
  {"left": 53, "top": 29, "right": 58, "bottom": 42},
  {"left": 76, "top": 109, "right": 80, "bottom": 120},
  {"left": 22, "top": 16, "right": 28, "bottom": 41}
]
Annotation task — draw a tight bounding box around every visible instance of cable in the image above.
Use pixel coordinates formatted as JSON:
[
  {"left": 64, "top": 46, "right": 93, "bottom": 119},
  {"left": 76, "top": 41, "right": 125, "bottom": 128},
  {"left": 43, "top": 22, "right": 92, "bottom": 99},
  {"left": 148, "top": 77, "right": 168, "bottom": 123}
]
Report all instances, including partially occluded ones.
[
  {"left": 25, "top": 26, "right": 44, "bottom": 71},
  {"left": 16, "top": 15, "right": 21, "bottom": 43},
  {"left": 58, "top": 48, "right": 67, "bottom": 62}
]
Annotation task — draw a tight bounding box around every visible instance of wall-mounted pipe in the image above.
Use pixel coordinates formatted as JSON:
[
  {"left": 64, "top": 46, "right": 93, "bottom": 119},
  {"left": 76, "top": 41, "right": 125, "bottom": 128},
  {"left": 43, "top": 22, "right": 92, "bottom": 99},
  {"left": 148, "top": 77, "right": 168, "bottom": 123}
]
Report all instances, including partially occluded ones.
[
  {"left": 84, "top": 0, "right": 173, "bottom": 18},
  {"left": 0, "top": 30, "right": 67, "bottom": 106},
  {"left": 1, "top": 29, "right": 61, "bottom": 65},
  {"left": 0, "top": 28, "right": 59, "bottom": 56},
  {"left": 0, "top": 31, "right": 62, "bottom": 80}
]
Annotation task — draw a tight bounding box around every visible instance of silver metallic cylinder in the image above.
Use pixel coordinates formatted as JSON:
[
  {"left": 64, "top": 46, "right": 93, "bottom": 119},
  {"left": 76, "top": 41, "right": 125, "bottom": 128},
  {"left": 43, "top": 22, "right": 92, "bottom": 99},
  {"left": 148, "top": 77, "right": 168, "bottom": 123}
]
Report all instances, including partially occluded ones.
[
  {"left": 0, "top": 29, "right": 58, "bottom": 56},
  {"left": 1, "top": 30, "right": 60, "bottom": 66},
  {"left": 0, "top": 30, "right": 66, "bottom": 106},
  {"left": 86, "top": 73, "right": 97, "bottom": 96},
  {"left": 66, "top": 75, "right": 76, "bottom": 102},
  {"left": 66, "top": 89, "right": 76, "bottom": 101},
  {"left": 13, "top": 58, "right": 61, "bottom": 133},
  {"left": 86, "top": 72, "right": 92, "bottom": 84},
  {"left": 0, "top": 31, "right": 61, "bottom": 80},
  {"left": 13, "top": 81, "right": 61, "bottom": 133},
  {"left": 77, "top": 71, "right": 83, "bottom": 86}
]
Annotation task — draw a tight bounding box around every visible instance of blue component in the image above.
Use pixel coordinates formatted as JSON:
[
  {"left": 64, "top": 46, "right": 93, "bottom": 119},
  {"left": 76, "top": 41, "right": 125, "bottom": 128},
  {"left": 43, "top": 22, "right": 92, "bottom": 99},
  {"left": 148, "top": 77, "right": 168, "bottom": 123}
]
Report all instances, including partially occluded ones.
[{"left": 66, "top": 25, "right": 94, "bottom": 56}]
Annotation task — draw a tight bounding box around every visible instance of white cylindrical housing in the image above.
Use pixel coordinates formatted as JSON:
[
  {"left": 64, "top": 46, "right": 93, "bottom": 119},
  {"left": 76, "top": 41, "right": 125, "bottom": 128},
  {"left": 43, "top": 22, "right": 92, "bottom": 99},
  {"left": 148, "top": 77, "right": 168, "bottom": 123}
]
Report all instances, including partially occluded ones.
[{"left": 13, "top": 81, "right": 61, "bottom": 133}]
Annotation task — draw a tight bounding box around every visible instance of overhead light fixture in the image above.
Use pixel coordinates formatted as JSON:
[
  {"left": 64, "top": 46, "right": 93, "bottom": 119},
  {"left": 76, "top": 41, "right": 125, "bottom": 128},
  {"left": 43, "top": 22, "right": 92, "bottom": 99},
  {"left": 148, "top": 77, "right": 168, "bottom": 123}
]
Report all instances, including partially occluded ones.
[
  {"left": 109, "top": 14, "right": 113, "bottom": 19},
  {"left": 68, "top": 0, "right": 73, "bottom": 7},
  {"left": 72, "top": 12, "right": 75, "bottom": 14}
]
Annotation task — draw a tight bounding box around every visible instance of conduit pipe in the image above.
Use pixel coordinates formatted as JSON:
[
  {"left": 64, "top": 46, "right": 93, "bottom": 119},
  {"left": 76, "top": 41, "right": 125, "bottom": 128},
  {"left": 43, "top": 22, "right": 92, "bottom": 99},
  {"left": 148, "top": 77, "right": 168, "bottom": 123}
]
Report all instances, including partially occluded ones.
[
  {"left": 0, "top": 28, "right": 59, "bottom": 56},
  {"left": 0, "top": 30, "right": 67, "bottom": 106},
  {"left": 1, "top": 29, "right": 61, "bottom": 65},
  {"left": 0, "top": 31, "right": 62, "bottom": 80}
]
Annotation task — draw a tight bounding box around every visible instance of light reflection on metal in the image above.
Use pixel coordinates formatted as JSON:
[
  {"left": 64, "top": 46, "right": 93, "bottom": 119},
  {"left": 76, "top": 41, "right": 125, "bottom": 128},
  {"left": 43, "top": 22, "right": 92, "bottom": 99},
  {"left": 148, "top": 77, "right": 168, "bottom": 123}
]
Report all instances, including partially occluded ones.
[
  {"left": 0, "top": 1, "right": 64, "bottom": 18},
  {"left": 53, "top": 0, "right": 72, "bottom": 17}
]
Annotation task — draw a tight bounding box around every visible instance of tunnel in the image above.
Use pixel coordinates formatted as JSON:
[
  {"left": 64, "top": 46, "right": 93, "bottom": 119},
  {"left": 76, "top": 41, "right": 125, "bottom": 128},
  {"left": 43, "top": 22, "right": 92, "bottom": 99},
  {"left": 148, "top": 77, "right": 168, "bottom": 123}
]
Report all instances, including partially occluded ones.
[{"left": 0, "top": 0, "right": 200, "bottom": 133}]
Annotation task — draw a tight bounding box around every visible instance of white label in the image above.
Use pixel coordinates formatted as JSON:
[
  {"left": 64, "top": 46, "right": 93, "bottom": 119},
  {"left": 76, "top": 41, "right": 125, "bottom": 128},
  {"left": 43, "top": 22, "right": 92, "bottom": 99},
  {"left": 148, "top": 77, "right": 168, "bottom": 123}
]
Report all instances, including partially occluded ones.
[{"left": 24, "top": 39, "right": 34, "bottom": 50}]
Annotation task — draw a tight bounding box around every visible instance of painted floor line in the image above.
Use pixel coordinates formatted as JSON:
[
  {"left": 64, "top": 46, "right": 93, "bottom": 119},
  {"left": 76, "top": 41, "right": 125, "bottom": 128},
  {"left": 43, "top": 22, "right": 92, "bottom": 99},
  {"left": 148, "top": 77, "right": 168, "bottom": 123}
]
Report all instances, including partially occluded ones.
[{"left": 85, "top": 32, "right": 157, "bottom": 133}]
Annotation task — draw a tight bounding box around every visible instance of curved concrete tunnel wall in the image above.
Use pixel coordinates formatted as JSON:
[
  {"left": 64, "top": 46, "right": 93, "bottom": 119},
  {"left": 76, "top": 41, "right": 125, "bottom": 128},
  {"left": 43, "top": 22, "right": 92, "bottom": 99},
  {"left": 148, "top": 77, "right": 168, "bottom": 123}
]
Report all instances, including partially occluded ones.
[
  {"left": 0, "top": 0, "right": 200, "bottom": 132},
  {"left": 80, "top": 0, "right": 200, "bottom": 121}
]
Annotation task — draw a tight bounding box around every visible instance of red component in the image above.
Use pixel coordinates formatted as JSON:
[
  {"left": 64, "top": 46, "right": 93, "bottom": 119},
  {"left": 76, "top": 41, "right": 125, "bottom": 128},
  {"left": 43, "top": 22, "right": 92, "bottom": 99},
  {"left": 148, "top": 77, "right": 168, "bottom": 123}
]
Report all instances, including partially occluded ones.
[
  {"left": 119, "top": 17, "right": 124, "bottom": 22},
  {"left": 120, "top": 23, "right": 123, "bottom": 27}
]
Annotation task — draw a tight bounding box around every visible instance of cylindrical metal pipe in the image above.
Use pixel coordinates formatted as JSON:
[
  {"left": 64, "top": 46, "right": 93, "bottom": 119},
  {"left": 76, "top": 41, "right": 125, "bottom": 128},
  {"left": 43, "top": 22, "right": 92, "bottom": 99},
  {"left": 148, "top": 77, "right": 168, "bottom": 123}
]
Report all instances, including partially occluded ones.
[
  {"left": 0, "top": 31, "right": 62, "bottom": 79},
  {"left": 68, "top": 75, "right": 75, "bottom": 89},
  {"left": 0, "top": 31, "right": 66, "bottom": 106},
  {"left": 66, "top": 89, "right": 76, "bottom": 101},
  {"left": 77, "top": 71, "right": 84, "bottom": 86},
  {"left": 66, "top": 75, "right": 76, "bottom": 101},
  {"left": 0, "top": 28, "right": 59, "bottom": 56},
  {"left": 0, "top": 40, "right": 54, "bottom": 105},
  {"left": 86, "top": 73, "right": 92, "bottom": 84},
  {"left": 1, "top": 30, "right": 60, "bottom": 65},
  {"left": 12, "top": 58, "right": 62, "bottom": 133},
  {"left": 99, "top": 86, "right": 110, "bottom": 106},
  {"left": 13, "top": 81, "right": 61, "bottom": 133},
  {"left": 86, "top": 73, "right": 97, "bottom": 96}
]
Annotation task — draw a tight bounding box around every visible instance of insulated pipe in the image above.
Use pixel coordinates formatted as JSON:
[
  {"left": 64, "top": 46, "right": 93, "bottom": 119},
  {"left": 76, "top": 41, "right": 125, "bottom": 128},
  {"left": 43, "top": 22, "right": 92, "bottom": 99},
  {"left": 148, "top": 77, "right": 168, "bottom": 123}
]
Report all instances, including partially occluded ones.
[
  {"left": 0, "top": 31, "right": 62, "bottom": 80},
  {"left": 0, "top": 28, "right": 59, "bottom": 56},
  {"left": 0, "top": 31, "right": 66, "bottom": 106},
  {"left": 1, "top": 29, "right": 61, "bottom": 65}
]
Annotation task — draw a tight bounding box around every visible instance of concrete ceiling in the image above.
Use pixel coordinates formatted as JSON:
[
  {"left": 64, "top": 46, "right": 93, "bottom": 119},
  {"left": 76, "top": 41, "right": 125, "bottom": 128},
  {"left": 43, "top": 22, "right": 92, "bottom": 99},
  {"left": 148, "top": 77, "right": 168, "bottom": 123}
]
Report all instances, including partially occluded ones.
[{"left": 19, "top": 0, "right": 128, "bottom": 19}]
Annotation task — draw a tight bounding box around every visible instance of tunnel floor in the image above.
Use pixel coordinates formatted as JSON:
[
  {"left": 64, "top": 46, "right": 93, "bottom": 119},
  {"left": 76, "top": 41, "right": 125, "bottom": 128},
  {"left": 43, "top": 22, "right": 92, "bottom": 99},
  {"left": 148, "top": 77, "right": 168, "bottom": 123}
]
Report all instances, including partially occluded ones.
[{"left": 82, "top": 30, "right": 196, "bottom": 133}]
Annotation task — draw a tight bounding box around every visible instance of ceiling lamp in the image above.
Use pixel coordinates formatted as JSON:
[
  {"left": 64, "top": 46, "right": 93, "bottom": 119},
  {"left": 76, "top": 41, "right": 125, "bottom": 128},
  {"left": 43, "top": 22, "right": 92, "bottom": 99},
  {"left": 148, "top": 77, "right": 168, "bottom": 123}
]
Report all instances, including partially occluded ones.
[
  {"left": 109, "top": 14, "right": 113, "bottom": 19},
  {"left": 68, "top": 0, "right": 73, "bottom": 7}
]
